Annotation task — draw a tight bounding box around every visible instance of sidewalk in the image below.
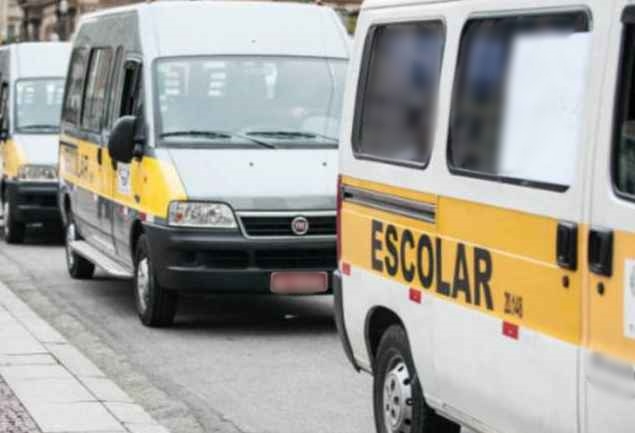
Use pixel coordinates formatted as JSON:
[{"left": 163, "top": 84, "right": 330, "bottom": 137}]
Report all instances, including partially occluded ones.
[{"left": 0, "top": 281, "right": 170, "bottom": 433}]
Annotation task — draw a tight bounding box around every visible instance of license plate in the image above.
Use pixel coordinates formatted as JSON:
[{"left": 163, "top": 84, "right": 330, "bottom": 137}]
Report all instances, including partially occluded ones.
[{"left": 270, "top": 272, "right": 328, "bottom": 295}]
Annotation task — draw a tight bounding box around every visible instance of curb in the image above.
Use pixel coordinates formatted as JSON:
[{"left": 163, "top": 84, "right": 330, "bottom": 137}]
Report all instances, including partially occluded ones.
[{"left": 0, "top": 280, "right": 171, "bottom": 433}]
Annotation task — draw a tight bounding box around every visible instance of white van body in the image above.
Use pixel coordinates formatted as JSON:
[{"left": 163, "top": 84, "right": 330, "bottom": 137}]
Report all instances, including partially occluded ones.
[
  {"left": 0, "top": 42, "right": 71, "bottom": 243},
  {"left": 59, "top": 1, "right": 350, "bottom": 326},
  {"left": 336, "top": 1, "right": 635, "bottom": 433}
]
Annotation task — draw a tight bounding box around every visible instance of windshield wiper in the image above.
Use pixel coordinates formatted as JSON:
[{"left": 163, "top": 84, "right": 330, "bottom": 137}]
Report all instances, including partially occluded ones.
[
  {"left": 160, "top": 130, "right": 275, "bottom": 149},
  {"left": 245, "top": 130, "right": 338, "bottom": 143},
  {"left": 19, "top": 124, "right": 59, "bottom": 130}
]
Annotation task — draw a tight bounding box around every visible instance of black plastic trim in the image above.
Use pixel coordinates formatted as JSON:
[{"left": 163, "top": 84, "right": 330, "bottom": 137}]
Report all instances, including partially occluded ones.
[{"left": 333, "top": 270, "right": 360, "bottom": 372}]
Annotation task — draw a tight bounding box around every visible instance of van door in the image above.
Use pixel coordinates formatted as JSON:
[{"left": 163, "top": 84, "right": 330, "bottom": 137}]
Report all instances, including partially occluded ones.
[
  {"left": 110, "top": 58, "right": 143, "bottom": 262},
  {"left": 79, "top": 47, "right": 116, "bottom": 254},
  {"left": 435, "top": 8, "right": 603, "bottom": 433},
  {"left": 585, "top": 4, "right": 635, "bottom": 432}
]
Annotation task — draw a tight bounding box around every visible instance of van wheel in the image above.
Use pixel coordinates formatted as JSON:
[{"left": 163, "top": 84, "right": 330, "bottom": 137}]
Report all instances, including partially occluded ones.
[
  {"left": 374, "top": 325, "right": 460, "bottom": 433},
  {"left": 65, "top": 220, "right": 95, "bottom": 279},
  {"left": 3, "top": 200, "right": 25, "bottom": 244},
  {"left": 134, "top": 234, "right": 177, "bottom": 327}
]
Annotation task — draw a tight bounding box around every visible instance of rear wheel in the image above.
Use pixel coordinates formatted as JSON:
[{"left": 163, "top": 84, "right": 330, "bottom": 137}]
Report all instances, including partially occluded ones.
[
  {"left": 134, "top": 234, "right": 178, "bottom": 327},
  {"left": 373, "top": 325, "right": 460, "bottom": 433},
  {"left": 3, "top": 199, "right": 25, "bottom": 244},
  {"left": 65, "top": 219, "right": 95, "bottom": 279}
]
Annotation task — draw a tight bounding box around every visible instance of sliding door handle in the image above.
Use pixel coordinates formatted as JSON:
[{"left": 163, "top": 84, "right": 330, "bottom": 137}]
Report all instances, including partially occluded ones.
[
  {"left": 588, "top": 228, "right": 613, "bottom": 277},
  {"left": 557, "top": 222, "right": 578, "bottom": 270}
]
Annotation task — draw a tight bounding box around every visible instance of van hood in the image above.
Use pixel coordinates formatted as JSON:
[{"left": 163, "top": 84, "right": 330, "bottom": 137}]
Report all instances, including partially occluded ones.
[
  {"left": 12, "top": 134, "right": 59, "bottom": 165},
  {"left": 166, "top": 148, "right": 337, "bottom": 211}
]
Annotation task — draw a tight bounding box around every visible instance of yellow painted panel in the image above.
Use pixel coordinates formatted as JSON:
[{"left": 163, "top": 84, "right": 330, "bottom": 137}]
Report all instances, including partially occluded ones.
[
  {"left": 2, "top": 139, "right": 27, "bottom": 178},
  {"left": 59, "top": 135, "right": 187, "bottom": 218},
  {"left": 341, "top": 177, "right": 582, "bottom": 345}
]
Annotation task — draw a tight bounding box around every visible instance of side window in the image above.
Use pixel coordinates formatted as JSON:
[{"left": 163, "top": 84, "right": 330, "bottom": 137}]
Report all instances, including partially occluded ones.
[
  {"left": 105, "top": 47, "right": 123, "bottom": 128},
  {"left": 119, "top": 60, "right": 143, "bottom": 117},
  {"left": 614, "top": 22, "right": 635, "bottom": 199},
  {"left": 62, "top": 48, "right": 89, "bottom": 125},
  {"left": 353, "top": 21, "right": 445, "bottom": 166},
  {"left": 81, "top": 48, "right": 114, "bottom": 132},
  {"left": 448, "top": 12, "right": 590, "bottom": 189}
]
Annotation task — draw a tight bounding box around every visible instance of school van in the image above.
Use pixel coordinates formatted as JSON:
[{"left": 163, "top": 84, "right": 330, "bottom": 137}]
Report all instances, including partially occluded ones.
[
  {"left": 58, "top": 1, "right": 349, "bottom": 326},
  {"left": 336, "top": 1, "right": 635, "bottom": 432},
  {"left": 0, "top": 42, "right": 70, "bottom": 243}
]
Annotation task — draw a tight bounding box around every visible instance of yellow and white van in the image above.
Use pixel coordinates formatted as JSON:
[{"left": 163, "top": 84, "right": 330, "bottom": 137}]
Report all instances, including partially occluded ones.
[
  {"left": 59, "top": 1, "right": 349, "bottom": 326},
  {"left": 0, "top": 42, "right": 70, "bottom": 243},
  {"left": 336, "top": 1, "right": 635, "bottom": 433}
]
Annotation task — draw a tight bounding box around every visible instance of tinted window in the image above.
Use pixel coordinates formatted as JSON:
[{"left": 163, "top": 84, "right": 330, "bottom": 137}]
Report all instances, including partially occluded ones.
[
  {"left": 448, "top": 12, "right": 589, "bottom": 189},
  {"left": 15, "top": 79, "right": 65, "bottom": 133},
  {"left": 614, "top": 23, "right": 635, "bottom": 198},
  {"left": 62, "top": 48, "right": 88, "bottom": 125},
  {"left": 354, "top": 21, "right": 445, "bottom": 165},
  {"left": 82, "top": 48, "right": 113, "bottom": 132}
]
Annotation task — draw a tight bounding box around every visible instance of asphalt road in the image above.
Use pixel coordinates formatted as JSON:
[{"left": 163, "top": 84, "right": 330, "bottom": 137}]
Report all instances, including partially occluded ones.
[{"left": 0, "top": 225, "right": 374, "bottom": 433}]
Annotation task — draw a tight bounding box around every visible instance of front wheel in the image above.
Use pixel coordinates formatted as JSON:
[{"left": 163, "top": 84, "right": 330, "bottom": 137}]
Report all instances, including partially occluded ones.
[
  {"left": 3, "top": 199, "right": 25, "bottom": 244},
  {"left": 134, "top": 234, "right": 178, "bottom": 327},
  {"left": 373, "top": 325, "right": 460, "bottom": 433},
  {"left": 65, "top": 220, "right": 95, "bottom": 279}
]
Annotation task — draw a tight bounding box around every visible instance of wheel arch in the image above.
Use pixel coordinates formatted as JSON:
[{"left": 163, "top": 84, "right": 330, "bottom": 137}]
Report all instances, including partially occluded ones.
[
  {"left": 365, "top": 306, "right": 406, "bottom": 368},
  {"left": 129, "top": 219, "right": 145, "bottom": 261}
]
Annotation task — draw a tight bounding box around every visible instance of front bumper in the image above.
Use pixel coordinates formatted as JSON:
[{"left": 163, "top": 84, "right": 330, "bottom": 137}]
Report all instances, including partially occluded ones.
[
  {"left": 6, "top": 180, "right": 60, "bottom": 223},
  {"left": 143, "top": 223, "right": 336, "bottom": 293}
]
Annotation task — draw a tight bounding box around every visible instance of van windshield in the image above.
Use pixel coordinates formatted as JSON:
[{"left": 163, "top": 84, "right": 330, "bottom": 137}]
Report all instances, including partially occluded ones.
[
  {"left": 155, "top": 56, "right": 347, "bottom": 148},
  {"left": 15, "top": 79, "right": 65, "bottom": 133}
]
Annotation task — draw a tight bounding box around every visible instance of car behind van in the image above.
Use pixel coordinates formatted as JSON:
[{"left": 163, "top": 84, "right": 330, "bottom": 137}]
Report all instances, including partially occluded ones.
[
  {"left": 336, "top": 1, "right": 635, "bottom": 433},
  {"left": 0, "top": 42, "right": 70, "bottom": 243},
  {"left": 59, "top": 1, "right": 349, "bottom": 326}
]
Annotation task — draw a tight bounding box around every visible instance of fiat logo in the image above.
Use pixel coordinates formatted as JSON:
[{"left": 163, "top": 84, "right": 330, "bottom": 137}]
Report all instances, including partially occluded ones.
[{"left": 291, "top": 216, "right": 309, "bottom": 236}]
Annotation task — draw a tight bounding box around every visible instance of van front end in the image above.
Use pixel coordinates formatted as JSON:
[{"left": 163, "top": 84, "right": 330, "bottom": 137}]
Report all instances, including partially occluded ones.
[{"left": 142, "top": 207, "right": 337, "bottom": 294}]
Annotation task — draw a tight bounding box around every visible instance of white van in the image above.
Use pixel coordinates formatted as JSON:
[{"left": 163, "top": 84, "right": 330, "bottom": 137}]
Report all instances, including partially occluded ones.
[
  {"left": 59, "top": 1, "right": 349, "bottom": 326},
  {"left": 0, "top": 42, "right": 71, "bottom": 243},
  {"left": 336, "top": 1, "right": 635, "bottom": 433}
]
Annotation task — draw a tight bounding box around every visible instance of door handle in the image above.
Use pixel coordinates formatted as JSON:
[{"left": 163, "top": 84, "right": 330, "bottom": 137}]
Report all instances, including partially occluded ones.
[
  {"left": 556, "top": 221, "right": 577, "bottom": 270},
  {"left": 97, "top": 147, "right": 103, "bottom": 166},
  {"left": 588, "top": 228, "right": 613, "bottom": 277}
]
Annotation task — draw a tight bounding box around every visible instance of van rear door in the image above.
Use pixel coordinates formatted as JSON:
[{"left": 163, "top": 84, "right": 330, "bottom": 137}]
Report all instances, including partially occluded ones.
[{"left": 584, "top": 4, "right": 635, "bottom": 432}]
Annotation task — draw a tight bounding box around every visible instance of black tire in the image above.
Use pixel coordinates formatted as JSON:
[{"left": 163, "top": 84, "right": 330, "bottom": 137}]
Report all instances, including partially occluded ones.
[
  {"left": 134, "top": 234, "right": 177, "bottom": 327},
  {"left": 65, "top": 219, "right": 95, "bottom": 279},
  {"left": 373, "top": 325, "right": 460, "bottom": 433},
  {"left": 3, "top": 199, "right": 25, "bottom": 244}
]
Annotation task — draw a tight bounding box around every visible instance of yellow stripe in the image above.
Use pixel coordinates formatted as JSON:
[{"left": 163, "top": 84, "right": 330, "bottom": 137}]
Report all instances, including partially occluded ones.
[
  {"left": 59, "top": 135, "right": 187, "bottom": 218},
  {"left": 2, "top": 139, "right": 27, "bottom": 178}
]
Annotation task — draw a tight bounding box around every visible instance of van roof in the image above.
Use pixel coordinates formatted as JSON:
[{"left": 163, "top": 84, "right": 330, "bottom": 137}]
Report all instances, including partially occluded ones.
[
  {"left": 361, "top": 0, "right": 463, "bottom": 10},
  {"left": 81, "top": 1, "right": 350, "bottom": 59},
  {"left": 0, "top": 42, "right": 71, "bottom": 79}
]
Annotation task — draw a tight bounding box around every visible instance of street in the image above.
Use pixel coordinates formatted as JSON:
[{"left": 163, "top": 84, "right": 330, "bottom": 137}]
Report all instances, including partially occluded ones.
[{"left": 0, "top": 226, "right": 374, "bottom": 433}]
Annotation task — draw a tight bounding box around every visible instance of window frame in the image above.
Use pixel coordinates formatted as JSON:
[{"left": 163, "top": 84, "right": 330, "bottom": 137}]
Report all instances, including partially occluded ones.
[
  {"left": 611, "top": 7, "right": 635, "bottom": 204},
  {"left": 445, "top": 9, "right": 591, "bottom": 193},
  {"left": 351, "top": 20, "right": 447, "bottom": 169},
  {"left": 80, "top": 46, "right": 115, "bottom": 133},
  {"left": 61, "top": 47, "right": 89, "bottom": 126}
]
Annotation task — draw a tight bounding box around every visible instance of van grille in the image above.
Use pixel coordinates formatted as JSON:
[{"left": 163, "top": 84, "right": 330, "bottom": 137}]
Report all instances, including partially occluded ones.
[{"left": 240, "top": 215, "right": 336, "bottom": 237}]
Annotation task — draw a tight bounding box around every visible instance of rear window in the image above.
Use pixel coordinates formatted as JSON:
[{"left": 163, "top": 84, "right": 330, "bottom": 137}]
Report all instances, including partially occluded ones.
[
  {"left": 353, "top": 21, "right": 445, "bottom": 166},
  {"left": 447, "top": 12, "right": 590, "bottom": 190}
]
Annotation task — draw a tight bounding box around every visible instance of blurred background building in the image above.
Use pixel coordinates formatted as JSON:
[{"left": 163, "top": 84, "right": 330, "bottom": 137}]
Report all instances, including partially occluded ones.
[{"left": 1, "top": 0, "right": 359, "bottom": 44}]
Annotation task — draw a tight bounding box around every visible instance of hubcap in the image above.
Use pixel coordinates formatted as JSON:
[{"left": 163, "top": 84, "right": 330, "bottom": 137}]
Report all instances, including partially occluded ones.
[
  {"left": 65, "top": 223, "right": 76, "bottom": 269},
  {"left": 383, "top": 360, "right": 414, "bottom": 433},
  {"left": 136, "top": 258, "right": 150, "bottom": 314}
]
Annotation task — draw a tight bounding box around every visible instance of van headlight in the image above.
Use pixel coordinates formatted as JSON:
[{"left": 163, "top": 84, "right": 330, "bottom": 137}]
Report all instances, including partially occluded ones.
[
  {"left": 168, "top": 202, "right": 237, "bottom": 228},
  {"left": 17, "top": 164, "right": 57, "bottom": 181}
]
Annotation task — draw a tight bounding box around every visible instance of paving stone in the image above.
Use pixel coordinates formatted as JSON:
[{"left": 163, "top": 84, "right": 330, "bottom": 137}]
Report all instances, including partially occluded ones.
[
  {"left": 125, "top": 423, "right": 171, "bottom": 433},
  {"left": 0, "top": 365, "right": 73, "bottom": 381},
  {"left": 10, "top": 378, "right": 95, "bottom": 405},
  {"left": 79, "top": 378, "right": 133, "bottom": 403},
  {"left": 27, "top": 402, "right": 124, "bottom": 432},
  {"left": 104, "top": 402, "right": 154, "bottom": 424},
  {"left": 0, "top": 354, "right": 57, "bottom": 366},
  {"left": 45, "top": 344, "right": 104, "bottom": 378}
]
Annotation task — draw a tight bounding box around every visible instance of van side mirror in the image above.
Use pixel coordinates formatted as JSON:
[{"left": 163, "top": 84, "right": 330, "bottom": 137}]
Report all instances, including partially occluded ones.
[{"left": 108, "top": 116, "right": 137, "bottom": 163}]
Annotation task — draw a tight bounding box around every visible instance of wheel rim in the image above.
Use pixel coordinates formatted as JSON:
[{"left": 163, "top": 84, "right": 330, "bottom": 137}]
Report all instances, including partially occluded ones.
[
  {"left": 383, "top": 359, "right": 414, "bottom": 433},
  {"left": 3, "top": 201, "right": 10, "bottom": 239},
  {"left": 136, "top": 258, "right": 150, "bottom": 314},
  {"left": 65, "top": 223, "right": 76, "bottom": 269}
]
